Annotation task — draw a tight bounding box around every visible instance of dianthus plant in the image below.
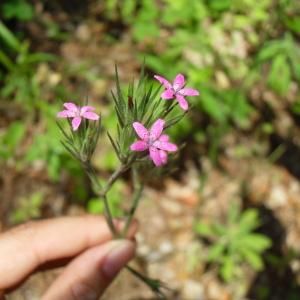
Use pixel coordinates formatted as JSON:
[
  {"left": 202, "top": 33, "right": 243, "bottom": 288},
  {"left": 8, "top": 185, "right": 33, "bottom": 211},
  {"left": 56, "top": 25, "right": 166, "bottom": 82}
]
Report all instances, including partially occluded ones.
[{"left": 57, "top": 66, "right": 199, "bottom": 298}]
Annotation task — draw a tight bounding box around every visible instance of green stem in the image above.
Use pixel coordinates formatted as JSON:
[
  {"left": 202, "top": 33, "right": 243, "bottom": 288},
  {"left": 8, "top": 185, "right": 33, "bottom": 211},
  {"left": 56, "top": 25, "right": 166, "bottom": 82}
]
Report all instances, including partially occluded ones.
[
  {"left": 122, "top": 167, "right": 143, "bottom": 236},
  {"left": 100, "top": 164, "right": 128, "bottom": 196},
  {"left": 99, "top": 156, "right": 136, "bottom": 197},
  {"left": 82, "top": 159, "right": 165, "bottom": 295},
  {"left": 83, "top": 161, "right": 117, "bottom": 235},
  {"left": 102, "top": 194, "right": 118, "bottom": 236},
  {"left": 125, "top": 266, "right": 167, "bottom": 299}
]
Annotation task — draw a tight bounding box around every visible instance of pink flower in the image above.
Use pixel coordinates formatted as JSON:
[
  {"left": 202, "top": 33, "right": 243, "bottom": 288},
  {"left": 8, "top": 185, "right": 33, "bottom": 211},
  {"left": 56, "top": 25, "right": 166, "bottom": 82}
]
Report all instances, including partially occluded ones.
[
  {"left": 130, "top": 119, "right": 178, "bottom": 167},
  {"left": 154, "top": 73, "right": 199, "bottom": 111},
  {"left": 57, "top": 102, "right": 99, "bottom": 131}
]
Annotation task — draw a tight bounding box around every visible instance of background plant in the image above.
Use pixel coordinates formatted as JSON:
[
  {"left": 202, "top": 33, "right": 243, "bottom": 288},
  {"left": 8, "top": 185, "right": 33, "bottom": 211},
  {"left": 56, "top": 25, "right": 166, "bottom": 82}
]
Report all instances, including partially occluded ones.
[{"left": 195, "top": 204, "right": 272, "bottom": 282}]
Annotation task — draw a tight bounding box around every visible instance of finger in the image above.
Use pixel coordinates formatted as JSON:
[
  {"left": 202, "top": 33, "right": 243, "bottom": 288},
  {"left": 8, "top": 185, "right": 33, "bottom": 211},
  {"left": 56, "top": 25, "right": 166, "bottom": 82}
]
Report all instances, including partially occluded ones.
[
  {"left": 43, "top": 240, "right": 135, "bottom": 300},
  {"left": 0, "top": 215, "right": 138, "bottom": 290}
]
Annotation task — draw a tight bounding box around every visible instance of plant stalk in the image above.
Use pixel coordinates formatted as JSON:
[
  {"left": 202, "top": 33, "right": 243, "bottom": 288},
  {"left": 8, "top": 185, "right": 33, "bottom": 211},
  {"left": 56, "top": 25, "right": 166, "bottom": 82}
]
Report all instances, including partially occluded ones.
[
  {"left": 122, "top": 167, "right": 143, "bottom": 236},
  {"left": 83, "top": 161, "right": 117, "bottom": 235},
  {"left": 82, "top": 159, "right": 165, "bottom": 295}
]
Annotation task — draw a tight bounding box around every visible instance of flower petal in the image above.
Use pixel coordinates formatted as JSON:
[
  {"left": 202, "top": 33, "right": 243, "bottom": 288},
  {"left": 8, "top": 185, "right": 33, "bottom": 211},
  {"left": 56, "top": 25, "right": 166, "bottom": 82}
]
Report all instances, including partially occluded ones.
[
  {"left": 159, "top": 134, "right": 169, "bottom": 142},
  {"left": 82, "top": 111, "right": 100, "bottom": 120},
  {"left": 176, "top": 95, "right": 189, "bottom": 111},
  {"left": 173, "top": 74, "right": 185, "bottom": 91},
  {"left": 180, "top": 88, "right": 199, "bottom": 96},
  {"left": 149, "top": 146, "right": 163, "bottom": 167},
  {"left": 64, "top": 102, "right": 78, "bottom": 112},
  {"left": 57, "top": 110, "right": 75, "bottom": 118},
  {"left": 150, "top": 119, "right": 165, "bottom": 140},
  {"left": 133, "top": 122, "right": 149, "bottom": 141},
  {"left": 154, "top": 75, "right": 172, "bottom": 89},
  {"left": 130, "top": 140, "right": 149, "bottom": 151},
  {"left": 72, "top": 117, "right": 82, "bottom": 131},
  {"left": 159, "top": 150, "right": 168, "bottom": 165},
  {"left": 81, "top": 106, "right": 96, "bottom": 113},
  {"left": 161, "top": 89, "right": 175, "bottom": 99},
  {"left": 153, "top": 141, "right": 178, "bottom": 152}
]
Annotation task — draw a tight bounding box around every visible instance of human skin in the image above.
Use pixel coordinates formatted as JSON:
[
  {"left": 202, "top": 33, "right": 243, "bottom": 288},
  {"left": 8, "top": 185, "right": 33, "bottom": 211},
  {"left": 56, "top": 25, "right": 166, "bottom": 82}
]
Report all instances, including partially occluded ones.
[{"left": 0, "top": 215, "right": 138, "bottom": 300}]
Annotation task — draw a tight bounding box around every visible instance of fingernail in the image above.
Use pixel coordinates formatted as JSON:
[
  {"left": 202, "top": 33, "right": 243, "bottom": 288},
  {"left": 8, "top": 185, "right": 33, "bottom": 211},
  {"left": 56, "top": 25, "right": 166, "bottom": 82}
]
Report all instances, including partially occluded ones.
[{"left": 102, "top": 240, "right": 135, "bottom": 279}]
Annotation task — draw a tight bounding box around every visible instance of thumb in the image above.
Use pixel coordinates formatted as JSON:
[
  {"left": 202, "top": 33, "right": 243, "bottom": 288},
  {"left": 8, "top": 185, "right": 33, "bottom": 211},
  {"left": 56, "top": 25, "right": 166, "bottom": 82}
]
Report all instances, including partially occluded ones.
[{"left": 43, "top": 240, "right": 135, "bottom": 300}]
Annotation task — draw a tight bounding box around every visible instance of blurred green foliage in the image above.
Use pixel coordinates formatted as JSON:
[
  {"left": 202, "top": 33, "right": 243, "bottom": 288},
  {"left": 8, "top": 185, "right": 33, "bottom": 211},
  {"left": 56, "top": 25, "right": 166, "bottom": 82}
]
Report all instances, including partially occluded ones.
[
  {"left": 195, "top": 204, "right": 272, "bottom": 282},
  {"left": 104, "top": 0, "right": 300, "bottom": 161},
  {"left": 0, "top": 16, "right": 81, "bottom": 186},
  {"left": 1, "top": 0, "right": 298, "bottom": 183},
  {"left": 1, "top": 0, "right": 34, "bottom": 22},
  {"left": 0, "top": 121, "right": 26, "bottom": 160},
  {"left": 0, "top": 21, "right": 56, "bottom": 106},
  {"left": 10, "top": 191, "right": 44, "bottom": 224},
  {"left": 87, "top": 180, "right": 124, "bottom": 217}
]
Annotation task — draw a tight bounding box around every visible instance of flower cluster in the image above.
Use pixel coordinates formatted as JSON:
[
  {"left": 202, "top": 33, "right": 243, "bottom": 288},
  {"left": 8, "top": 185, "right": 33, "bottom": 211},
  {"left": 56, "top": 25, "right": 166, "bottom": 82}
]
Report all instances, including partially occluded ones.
[
  {"left": 130, "top": 73, "right": 199, "bottom": 166},
  {"left": 57, "top": 74, "right": 198, "bottom": 167},
  {"left": 154, "top": 73, "right": 199, "bottom": 111},
  {"left": 130, "top": 119, "right": 177, "bottom": 166}
]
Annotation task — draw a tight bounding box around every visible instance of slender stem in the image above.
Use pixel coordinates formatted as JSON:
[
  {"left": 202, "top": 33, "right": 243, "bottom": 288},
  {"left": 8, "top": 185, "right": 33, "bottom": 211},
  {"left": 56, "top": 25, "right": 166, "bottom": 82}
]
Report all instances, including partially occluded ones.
[
  {"left": 83, "top": 161, "right": 117, "bottom": 235},
  {"left": 100, "top": 155, "right": 136, "bottom": 196},
  {"left": 81, "top": 159, "right": 165, "bottom": 295},
  {"left": 100, "top": 164, "right": 128, "bottom": 196},
  {"left": 126, "top": 266, "right": 167, "bottom": 299},
  {"left": 122, "top": 167, "right": 143, "bottom": 236},
  {"left": 102, "top": 194, "right": 118, "bottom": 236}
]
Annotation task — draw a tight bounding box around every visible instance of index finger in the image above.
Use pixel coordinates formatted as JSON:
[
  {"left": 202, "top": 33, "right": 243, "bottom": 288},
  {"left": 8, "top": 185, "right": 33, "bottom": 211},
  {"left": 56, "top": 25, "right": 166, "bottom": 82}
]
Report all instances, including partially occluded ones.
[{"left": 0, "top": 215, "right": 137, "bottom": 290}]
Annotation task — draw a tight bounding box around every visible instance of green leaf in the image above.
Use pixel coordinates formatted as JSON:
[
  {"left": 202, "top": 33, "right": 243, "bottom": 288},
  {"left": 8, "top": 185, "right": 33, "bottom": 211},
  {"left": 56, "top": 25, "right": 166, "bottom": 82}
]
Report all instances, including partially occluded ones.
[
  {"left": 0, "top": 49, "right": 14, "bottom": 70},
  {"left": 241, "top": 248, "right": 264, "bottom": 270},
  {"left": 199, "top": 89, "right": 227, "bottom": 123},
  {"left": 241, "top": 234, "right": 272, "bottom": 252},
  {"left": 0, "top": 20, "right": 21, "bottom": 51},
  {"left": 282, "top": 15, "right": 300, "bottom": 34},
  {"left": 133, "top": 22, "right": 160, "bottom": 41},
  {"left": 23, "top": 53, "right": 56, "bottom": 64},
  {"left": 209, "top": 0, "right": 231, "bottom": 12},
  {"left": 239, "top": 209, "right": 260, "bottom": 232},
  {"left": 207, "top": 243, "right": 225, "bottom": 262},
  {"left": 220, "top": 256, "right": 235, "bottom": 282},
  {"left": 194, "top": 222, "right": 213, "bottom": 237},
  {"left": 257, "top": 40, "right": 283, "bottom": 61},
  {"left": 47, "top": 154, "right": 61, "bottom": 181},
  {"left": 1, "top": 0, "right": 34, "bottom": 21},
  {"left": 228, "top": 203, "right": 240, "bottom": 225},
  {"left": 3, "top": 121, "right": 26, "bottom": 151},
  {"left": 87, "top": 198, "right": 104, "bottom": 214},
  {"left": 211, "top": 223, "right": 227, "bottom": 236},
  {"left": 121, "top": 0, "right": 136, "bottom": 21},
  {"left": 268, "top": 54, "right": 291, "bottom": 95},
  {"left": 107, "top": 131, "right": 121, "bottom": 160}
]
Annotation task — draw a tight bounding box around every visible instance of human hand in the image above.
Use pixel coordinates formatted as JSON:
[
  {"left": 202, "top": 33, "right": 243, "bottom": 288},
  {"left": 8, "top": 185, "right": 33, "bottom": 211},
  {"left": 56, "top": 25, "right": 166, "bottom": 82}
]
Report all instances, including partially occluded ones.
[{"left": 0, "top": 215, "right": 137, "bottom": 300}]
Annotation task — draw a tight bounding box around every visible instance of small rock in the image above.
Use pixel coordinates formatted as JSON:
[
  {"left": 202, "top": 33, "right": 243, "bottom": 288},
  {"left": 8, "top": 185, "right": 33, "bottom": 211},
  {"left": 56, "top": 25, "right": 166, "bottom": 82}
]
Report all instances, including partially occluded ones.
[
  {"left": 159, "top": 241, "right": 174, "bottom": 255},
  {"left": 182, "top": 280, "right": 204, "bottom": 300},
  {"left": 160, "top": 198, "right": 182, "bottom": 215},
  {"left": 147, "top": 251, "right": 162, "bottom": 262},
  {"left": 137, "top": 244, "right": 151, "bottom": 258},
  {"left": 269, "top": 185, "right": 288, "bottom": 208},
  {"left": 76, "top": 23, "right": 91, "bottom": 42},
  {"left": 207, "top": 280, "right": 229, "bottom": 300}
]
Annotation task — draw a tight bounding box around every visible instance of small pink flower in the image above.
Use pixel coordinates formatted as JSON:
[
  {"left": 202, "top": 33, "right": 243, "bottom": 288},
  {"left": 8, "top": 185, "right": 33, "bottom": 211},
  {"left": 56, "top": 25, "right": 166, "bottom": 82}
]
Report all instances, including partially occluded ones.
[
  {"left": 154, "top": 73, "right": 199, "bottom": 111},
  {"left": 57, "top": 102, "right": 99, "bottom": 131},
  {"left": 130, "top": 119, "right": 178, "bottom": 167}
]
